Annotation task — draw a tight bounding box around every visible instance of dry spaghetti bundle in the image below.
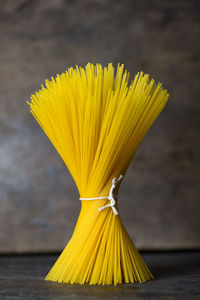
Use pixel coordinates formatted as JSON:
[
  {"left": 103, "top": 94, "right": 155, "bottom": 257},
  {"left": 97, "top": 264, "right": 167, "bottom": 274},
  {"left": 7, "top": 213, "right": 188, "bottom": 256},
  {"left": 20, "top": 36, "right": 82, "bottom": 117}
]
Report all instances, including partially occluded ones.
[{"left": 28, "top": 63, "right": 169, "bottom": 285}]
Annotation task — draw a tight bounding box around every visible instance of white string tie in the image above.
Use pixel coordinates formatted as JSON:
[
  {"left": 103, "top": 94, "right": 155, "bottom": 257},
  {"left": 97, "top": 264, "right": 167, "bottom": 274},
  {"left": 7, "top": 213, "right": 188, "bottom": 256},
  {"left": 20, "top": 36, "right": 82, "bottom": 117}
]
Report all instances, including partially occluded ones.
[{"left": 79, "top": 175, "right": 123, "bottom": 215}]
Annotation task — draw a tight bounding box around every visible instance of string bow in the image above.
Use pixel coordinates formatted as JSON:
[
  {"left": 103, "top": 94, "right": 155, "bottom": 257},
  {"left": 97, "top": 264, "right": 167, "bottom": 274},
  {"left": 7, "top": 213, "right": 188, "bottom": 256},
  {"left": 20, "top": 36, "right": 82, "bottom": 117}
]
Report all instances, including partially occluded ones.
[{"left": 98, "top": 175, "right": 123, "bottom": 215}]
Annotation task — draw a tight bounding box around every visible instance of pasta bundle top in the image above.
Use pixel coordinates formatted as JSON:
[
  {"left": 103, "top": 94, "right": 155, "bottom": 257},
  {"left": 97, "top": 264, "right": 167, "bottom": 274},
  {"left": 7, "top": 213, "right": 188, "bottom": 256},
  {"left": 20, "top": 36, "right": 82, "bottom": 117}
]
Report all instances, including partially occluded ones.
[{"left": 28, "top": 63, "right": 169, "bottom": 285}]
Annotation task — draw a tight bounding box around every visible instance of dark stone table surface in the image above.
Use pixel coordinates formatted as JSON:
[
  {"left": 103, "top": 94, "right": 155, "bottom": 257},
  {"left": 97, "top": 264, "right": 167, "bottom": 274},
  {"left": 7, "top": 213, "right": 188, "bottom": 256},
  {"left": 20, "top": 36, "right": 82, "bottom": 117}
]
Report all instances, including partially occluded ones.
[{"left": 0, "top": 251, "right": 199, "bottom": 300}]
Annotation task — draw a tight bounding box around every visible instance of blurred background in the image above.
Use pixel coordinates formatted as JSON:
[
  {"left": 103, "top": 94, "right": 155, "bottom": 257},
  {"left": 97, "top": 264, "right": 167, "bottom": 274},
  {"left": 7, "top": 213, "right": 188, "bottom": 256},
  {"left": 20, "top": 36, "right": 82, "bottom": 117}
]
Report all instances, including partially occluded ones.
[{"left": 0, "top": 0, "right": 199, "bottom": 253}]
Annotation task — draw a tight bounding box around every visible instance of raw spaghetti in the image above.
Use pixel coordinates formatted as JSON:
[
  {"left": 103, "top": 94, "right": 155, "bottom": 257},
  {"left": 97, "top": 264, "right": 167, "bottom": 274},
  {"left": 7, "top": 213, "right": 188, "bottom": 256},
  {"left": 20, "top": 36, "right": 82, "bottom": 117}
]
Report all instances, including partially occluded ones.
[{"left": 28, "top": 63, "right": 169, "bottom": 285}]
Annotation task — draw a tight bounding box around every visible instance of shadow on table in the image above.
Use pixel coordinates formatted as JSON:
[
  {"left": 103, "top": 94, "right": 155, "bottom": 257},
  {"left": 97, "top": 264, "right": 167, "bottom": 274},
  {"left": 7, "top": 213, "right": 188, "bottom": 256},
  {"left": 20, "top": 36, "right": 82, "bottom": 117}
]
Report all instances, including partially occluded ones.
[{"left": 150, "top": 251, "right": 200, "bottom": 279}]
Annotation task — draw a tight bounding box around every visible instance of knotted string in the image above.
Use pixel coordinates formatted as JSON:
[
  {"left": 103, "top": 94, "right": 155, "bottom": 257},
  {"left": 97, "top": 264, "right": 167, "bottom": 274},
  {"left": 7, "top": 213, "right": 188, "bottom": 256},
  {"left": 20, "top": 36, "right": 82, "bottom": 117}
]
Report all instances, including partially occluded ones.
[{"left": 79, "top": 175, "right": 123, "bottom": 215}]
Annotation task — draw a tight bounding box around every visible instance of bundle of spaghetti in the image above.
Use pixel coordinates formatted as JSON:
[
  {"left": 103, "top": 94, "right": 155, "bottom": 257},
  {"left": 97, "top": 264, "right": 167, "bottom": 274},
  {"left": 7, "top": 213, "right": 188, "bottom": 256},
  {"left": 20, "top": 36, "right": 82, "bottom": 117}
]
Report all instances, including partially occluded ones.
[{"left": 28, "top": 63, "right": 169, "bottom": 285}]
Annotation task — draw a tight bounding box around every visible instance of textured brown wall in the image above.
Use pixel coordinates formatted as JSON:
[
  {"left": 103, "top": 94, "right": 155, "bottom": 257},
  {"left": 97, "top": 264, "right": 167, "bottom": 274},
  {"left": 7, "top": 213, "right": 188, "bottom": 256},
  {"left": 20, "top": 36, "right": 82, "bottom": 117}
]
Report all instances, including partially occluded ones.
[{"left": 0, "top": 0, "right": 199, "bottom": 252}]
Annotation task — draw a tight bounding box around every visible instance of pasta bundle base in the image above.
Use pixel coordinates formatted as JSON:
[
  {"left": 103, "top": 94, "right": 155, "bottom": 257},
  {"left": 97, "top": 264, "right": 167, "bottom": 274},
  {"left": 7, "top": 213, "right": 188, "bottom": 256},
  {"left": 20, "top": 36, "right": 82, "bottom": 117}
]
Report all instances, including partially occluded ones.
[
  {"left": 28, "top": 63, "right": 169, "bottom": 285},
  {"left": 45, "top": 200, "right": 153, "bottom": 285}
]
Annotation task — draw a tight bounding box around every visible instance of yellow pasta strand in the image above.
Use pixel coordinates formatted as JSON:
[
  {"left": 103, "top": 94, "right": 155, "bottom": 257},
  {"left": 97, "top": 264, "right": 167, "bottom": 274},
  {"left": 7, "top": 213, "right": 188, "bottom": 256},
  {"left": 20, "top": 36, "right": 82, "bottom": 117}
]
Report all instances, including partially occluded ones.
[{"left": 27, "top": 63, "right": 169, "bottom": 285}]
